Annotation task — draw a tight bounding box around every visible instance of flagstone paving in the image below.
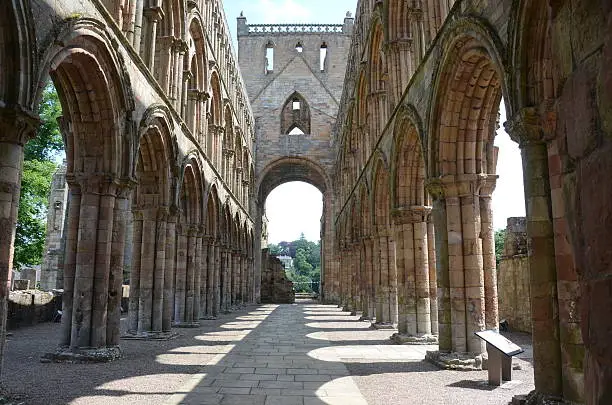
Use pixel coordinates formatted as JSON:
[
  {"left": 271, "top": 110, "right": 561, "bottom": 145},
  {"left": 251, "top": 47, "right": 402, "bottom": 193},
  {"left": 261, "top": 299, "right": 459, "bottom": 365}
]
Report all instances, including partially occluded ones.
[{"left": 2, "top": 299, "right": 534, "bottom": 404}]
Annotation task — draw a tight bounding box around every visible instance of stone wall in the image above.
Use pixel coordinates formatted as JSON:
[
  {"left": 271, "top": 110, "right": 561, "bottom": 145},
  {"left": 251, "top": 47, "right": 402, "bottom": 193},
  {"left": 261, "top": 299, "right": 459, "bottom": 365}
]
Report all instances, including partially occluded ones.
[
  {"left": 260, "top": 249, "right": 294, "bottom": 304},
  {"left": 7, "top": 291, "right": 61, "bottom": 329},
  {"left": 498, "top": 217, "right": 531, "bottom": 333},
  {"left": 40, "top": 163, "right": 68, "bottom": 291}
]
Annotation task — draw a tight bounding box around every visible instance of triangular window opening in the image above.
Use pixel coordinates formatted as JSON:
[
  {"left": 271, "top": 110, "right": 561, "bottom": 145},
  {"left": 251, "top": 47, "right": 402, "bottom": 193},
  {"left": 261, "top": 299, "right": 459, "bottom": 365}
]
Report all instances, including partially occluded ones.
[{"left": 288, "top": 126, "right": 305, "bottom": 135}]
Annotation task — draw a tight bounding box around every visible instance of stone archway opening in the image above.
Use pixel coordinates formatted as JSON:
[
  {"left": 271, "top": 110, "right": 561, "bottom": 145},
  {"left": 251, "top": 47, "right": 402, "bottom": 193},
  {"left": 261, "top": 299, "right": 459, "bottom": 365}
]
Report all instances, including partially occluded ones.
[
  {"left": 264, "top": 181, "right": 323, "bottom": 295},
  {"left": 254, "top": 157, "right": 333, "bottom": 303}
]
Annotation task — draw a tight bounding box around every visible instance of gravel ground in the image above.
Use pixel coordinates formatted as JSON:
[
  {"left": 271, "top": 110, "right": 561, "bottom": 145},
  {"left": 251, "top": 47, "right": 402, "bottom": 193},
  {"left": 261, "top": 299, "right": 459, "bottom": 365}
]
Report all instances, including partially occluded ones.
[{"left": 1, "top": 302, "right": 534, "bottom": 405}]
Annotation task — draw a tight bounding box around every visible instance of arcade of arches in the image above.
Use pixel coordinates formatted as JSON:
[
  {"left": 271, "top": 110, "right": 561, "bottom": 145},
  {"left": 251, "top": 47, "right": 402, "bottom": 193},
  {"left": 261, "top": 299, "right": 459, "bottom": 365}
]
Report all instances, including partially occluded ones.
[{"left": 0, "top": 0, "right": 611, "bottom": 404}]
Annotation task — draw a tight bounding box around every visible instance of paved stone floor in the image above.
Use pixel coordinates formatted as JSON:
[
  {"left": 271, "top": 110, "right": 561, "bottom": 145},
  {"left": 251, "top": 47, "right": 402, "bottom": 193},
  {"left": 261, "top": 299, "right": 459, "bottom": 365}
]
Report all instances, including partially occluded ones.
[{"left": 3, "top": 299, "right": 534, "bottom": 404}]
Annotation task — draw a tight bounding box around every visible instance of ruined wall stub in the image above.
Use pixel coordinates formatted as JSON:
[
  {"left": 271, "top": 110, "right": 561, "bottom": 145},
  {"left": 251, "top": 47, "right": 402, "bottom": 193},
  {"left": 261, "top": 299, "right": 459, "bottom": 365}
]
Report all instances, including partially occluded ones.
[{"left": 237, "top": 13, "right": 353, "bottom": 302}]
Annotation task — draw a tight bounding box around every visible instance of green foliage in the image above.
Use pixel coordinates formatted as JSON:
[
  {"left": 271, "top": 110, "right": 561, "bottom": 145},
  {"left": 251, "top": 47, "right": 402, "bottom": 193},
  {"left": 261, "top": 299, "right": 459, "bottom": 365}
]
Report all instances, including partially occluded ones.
[
  {"left": 272, "top": 234, "right": 321, "bottom": 293},
  {"left": 494, "top": 229, "right": 506, "bottom": 268},
  {"left": 13, "top": 82, "right": 64, "bottom": 269}
]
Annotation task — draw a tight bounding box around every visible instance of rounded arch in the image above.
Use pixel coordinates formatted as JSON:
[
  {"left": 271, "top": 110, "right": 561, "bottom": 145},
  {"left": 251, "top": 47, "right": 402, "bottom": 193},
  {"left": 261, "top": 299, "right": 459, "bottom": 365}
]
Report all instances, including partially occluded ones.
[
  {"left": 371, "top": 154, "right": 391, "bottom": 235},
  {"left": 37, "top": 21, "right": 134, "bottom": 177},
  {"left": 134, "top": 106, "right": 176, "bottom": 210},
  {"left": 257, "top": 157, "right": 331, "bottom": 204},
  {"left": 391, "top": 105, "right": 427, "bottom": 207},
  {"left": 428, "top": 19, "right": 509, "bottom": 177},
  {"left": 511, "top": 0, "right": 556, "bottom": 117},
  {"left": 205, "top": 184, "right": 220, "bottom": 238},
  {"left": 0, "top": 0, "right": 36, "bottom": 108},
  {"left": 210, "top": 71, "right": 222, "bottom": 126},
  {"left": 178, "top": 157, "right": 204, "bottom": 225}
]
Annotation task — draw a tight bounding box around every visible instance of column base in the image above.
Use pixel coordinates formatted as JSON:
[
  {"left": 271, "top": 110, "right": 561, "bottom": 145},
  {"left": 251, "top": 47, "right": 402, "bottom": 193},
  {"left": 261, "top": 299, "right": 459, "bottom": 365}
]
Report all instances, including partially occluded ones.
[
  {"left": 200, "top": 315, "right": 218, "bottom": 320},
  {"left": 359, "top": 314, "right": 373, "bottom": 322},
  {"left": 172, "top": 321, "right": 200, "bottom": 328},
  {"left": 425, "top": 350, "right": 484, "bottom": 371},
  {"left": 41, "top": 346, "right": 122, "bottom": 363},
  {"left": 121, "top": 331, "right": 178, "bottom": 341},
  {"left": 512, "top": 391, "right": 570, "bottom": 405},
  {"left": 391, "top": 333, "right": 438, "bottom": 345},
  {"left": 370, "top": 322, "right": 396, "bottom": 330}
]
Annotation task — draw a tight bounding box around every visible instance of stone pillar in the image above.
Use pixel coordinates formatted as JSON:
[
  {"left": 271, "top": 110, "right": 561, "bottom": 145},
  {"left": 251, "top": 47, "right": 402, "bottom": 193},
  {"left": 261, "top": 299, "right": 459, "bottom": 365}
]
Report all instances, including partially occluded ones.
[
  {"left": 194, "top": 228, "right": 203, "bottom": 321},
  {"left": 431, "top": 195, "right": 451, "bottom": 352},
  {"left": 480, "top": 179, "right": 498, "bottom": 330},
  {"left": 183, "top": 226, "right": 198, "bottom": 325},
  {"left": 162, "top": 209, "right": 177, "bottom": 332},
  {"left": 141, "top": 6, "right": 162, "bottom": 71},
  {"left": 51, "top": 176, "right": 126, "bottom": 361},
  {"left": 213, "top": 243, "right": 221, "bottom": 316},
  {"left": 392, "top": 206, "right": 436, "bottom": 344},
  {"left": 505, "top": 109, "right": 562, "bottom": 396},
  {"left": 153, "top": 36, "right": 174, "bottom": 93},
  {"left": 153, "top": 209, "right": 168, "bottom": 332},
  {"left": 205, "top": 239, "right": 216, "bottom": 318},
  {"left": 427, "top": 216, "right": 438, "bottom": 335},
  {"left": 373, "top": 233, "right": 395, "bottom": 328},
  {"left": 173, "top": 39, "right": 188, "bottom": 109},
  {"left": 362, "top": 237, "right": 375, "bottom": 320},
  {"left": 0, "top": 108, "right": 37, "bottom": 373},
  {"left": 107, "top": 184, "right": 132, "bottom": 346},
  {"left": 240, "top": 253, "right": 247, "bottom": 305},
  {"left": 199, "top": 236, "right": 210, "bottom": 318},
  {"left": 173, "top": 224, "right": 187, "bottom": 325}
]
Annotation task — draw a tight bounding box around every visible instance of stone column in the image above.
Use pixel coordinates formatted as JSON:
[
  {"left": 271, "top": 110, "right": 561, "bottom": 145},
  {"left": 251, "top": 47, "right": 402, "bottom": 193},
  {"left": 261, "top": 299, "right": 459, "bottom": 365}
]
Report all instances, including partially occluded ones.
[
  {"left": 0, "top": 108, "right": 37, "bottom": 372},
  {"left": 213, "top": 242, "right": 221, "bottom": 316},
  {"left": 137, "top": 208, "right": 156, "bottom": 333},
  {"left": 204, "top": 238, "right": 215, "bottom": 318},
  {"left": 162, "top": 209, "right": 177, "bottom": 331},
  {"left": 154, "top": 36, "right": 174, "bottom": 93},
  {"left": 107, "top": 183, "right": 132, "bottom": 346},
  {"left": 361, "top": 237, "right": 375, "bottom": 320},
  {"left": 152, "top": 208, "right": 167, "bottom": 332},
  {"left": 173, "top": 223, "right": 187, "bottom": 325},
  {"left": 183, "top": 225, "right": 197, "bottom": 325},
  {"left": 199, "top": 236, "right": 210, "bottom": 318},
  {"left": 505, "top": 109, "right": 562, "bottom": 396},
  {"left": 193, "top": 227, "right": 203, "bottom": 321},
  {"left": 240, "top": 253, "right": 247, "bottom": 306},
  {"left": 427, "top": 215, "right": 438, "bottom": 335},
  {"left": 141, "top": 6, "right": 162, "bottom": 71},
  {"left": 480, "top": 178, "right": 498, "bottom": 330},
  {"left": 173, "top": 39, "right": 188, "bottom": 109},
  {"left": 50, "top": 175, "right": 126, "bottom": 361},
  {"left": 392, "top": 206, "right": 435, "bottom": 343}
]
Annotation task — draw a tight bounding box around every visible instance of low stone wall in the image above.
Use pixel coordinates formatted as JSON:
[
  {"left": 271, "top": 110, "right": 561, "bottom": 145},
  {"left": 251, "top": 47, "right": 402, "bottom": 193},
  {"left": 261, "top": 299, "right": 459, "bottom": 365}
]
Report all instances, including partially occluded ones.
[
  {"left": 7, "top": 290, "right": 62, "bottom": 329},
  {"left": 260, "top": 249, "right": 295, "bottom": 304},
  {"left": 498, "top": 217, "right": 532, "bottom": 333}
]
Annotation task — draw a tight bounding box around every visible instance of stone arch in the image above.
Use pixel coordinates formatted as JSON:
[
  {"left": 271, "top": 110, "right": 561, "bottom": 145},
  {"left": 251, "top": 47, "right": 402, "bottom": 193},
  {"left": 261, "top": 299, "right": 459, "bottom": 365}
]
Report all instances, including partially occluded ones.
[
  {"left": 257, "top": 157, "right": 330, "bottom": 203},
  {"left": 427, "top": 19, "right": 508, "bottom": 355},
  {"left": 370, "top": 154, "right": 397, "bottom": 326},
  {"left": 43, "top": 25, "right": 134, "bottom": 178},
  {"left": 391, "top": 105, "right": 426, "bottom": 208},
  {"left": 0, "top": 0, "right": 36, "bottom": 108},
  {"left": 280, "top": 92, "right": 311, "bottom": 135},
  {"left": 185, "top": 16, "right": 208, "bottom": 139},
  {"left": 174, "top": 157, "right": 204, "bottom": 326},
  {"left": 368, "top": 20, "right": 387, "bottom": 143},
  {"left": 127, "top": 105, "right": 177, "bottom": 337},
  {"left": 33, "top": 20, "right": 135, "bottom": 355},
  {"left": 428, "top": 18, "right": 509, "bottom": 178},
  {"left": 209, "top": 70, "right": 223, "bottom": 166}
]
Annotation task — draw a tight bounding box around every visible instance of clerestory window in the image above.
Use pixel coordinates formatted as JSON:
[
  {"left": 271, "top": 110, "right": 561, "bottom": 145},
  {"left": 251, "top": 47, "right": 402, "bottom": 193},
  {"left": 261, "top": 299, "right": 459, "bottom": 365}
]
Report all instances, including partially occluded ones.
[
  {"left": 265, "top": 41, "right": 274, "bottom": 74},
  {"left": 320, "top": 42, "right": 328, "bottom": 72}
]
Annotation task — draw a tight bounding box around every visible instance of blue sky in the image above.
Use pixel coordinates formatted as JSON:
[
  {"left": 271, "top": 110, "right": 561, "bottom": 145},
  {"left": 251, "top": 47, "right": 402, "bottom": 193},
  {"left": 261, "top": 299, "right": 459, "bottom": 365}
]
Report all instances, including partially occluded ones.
[{"left": 221, "top": 1, "right": 525, "bottom": 243}]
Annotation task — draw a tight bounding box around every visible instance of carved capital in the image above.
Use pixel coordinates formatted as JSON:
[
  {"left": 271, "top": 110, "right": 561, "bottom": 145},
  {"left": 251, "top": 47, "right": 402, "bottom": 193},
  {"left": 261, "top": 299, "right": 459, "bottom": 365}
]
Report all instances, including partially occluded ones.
[
  {"left": 173, "top": 39, "right": 189, "bottom": 54},
  {"left": 392, "top": 205, "right": 432, "bottom": 224},
  {"left": 504, "top": 107, "right": 545, "bottom": 147},
  {"left": 0, "top": 107, "right": 39, "bottom": 146},
  {"left": 143, "top": 6, "right": 164, "bottom": 22}
]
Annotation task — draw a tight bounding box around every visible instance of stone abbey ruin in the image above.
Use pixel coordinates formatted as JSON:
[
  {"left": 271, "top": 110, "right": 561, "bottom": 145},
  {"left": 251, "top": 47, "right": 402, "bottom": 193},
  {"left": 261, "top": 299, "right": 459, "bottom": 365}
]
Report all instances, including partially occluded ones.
[{"left": 0, "top": 0, "right": 611, "bottom": 404}]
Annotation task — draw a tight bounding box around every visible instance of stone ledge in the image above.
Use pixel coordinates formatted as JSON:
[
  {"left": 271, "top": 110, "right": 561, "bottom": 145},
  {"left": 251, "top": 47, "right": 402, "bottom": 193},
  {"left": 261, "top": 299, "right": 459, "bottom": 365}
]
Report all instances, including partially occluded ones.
[
  {"left": 391, "top": 332, "right": 438, "bottom": 345},
  {"left": 172, "top": 322, "right": 200, "bottom": 328},
  {"left": 425, "top": 350, "right": 484, "bottom": 371},
  {"left": 41, "top": 346, "right": 122, "bottom": 363},
  {"left": 370, "top": 322, "right": 396, "bottom": 330},
  {"left": 121, "top": 331, "right": 178, "bottom": 341}
]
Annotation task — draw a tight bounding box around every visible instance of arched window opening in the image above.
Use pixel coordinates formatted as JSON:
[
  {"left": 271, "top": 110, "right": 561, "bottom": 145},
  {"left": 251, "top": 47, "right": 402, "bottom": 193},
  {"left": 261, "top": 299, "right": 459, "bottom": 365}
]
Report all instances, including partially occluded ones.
[
  {"left": 265, "top": 41, "right": 274, "bottom": 74},
  {"left": 320, "top": 42, "right": 328, "bottom": 72},
  {"left": 296, "top": 42, "right": 303, "bottom": 53},
  {"left": 281, "top": 92, "right": 311, "bottom": 135}
]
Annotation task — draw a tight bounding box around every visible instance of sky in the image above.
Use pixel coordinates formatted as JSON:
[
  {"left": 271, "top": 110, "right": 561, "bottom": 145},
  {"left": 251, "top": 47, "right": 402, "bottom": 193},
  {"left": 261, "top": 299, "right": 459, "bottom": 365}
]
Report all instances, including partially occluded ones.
[{"left": 222, "top": 1, "right": 525, "bottom": 243}]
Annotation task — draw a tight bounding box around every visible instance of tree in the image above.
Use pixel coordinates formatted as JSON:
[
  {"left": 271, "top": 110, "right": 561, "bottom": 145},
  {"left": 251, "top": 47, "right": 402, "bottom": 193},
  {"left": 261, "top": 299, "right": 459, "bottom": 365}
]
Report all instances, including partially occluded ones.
[
  {"left": 494, "top": 229, "right": 506, "bottom": 268},
  {"left": 13, "top": 82, "right": 64, "bottom": 269}
]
